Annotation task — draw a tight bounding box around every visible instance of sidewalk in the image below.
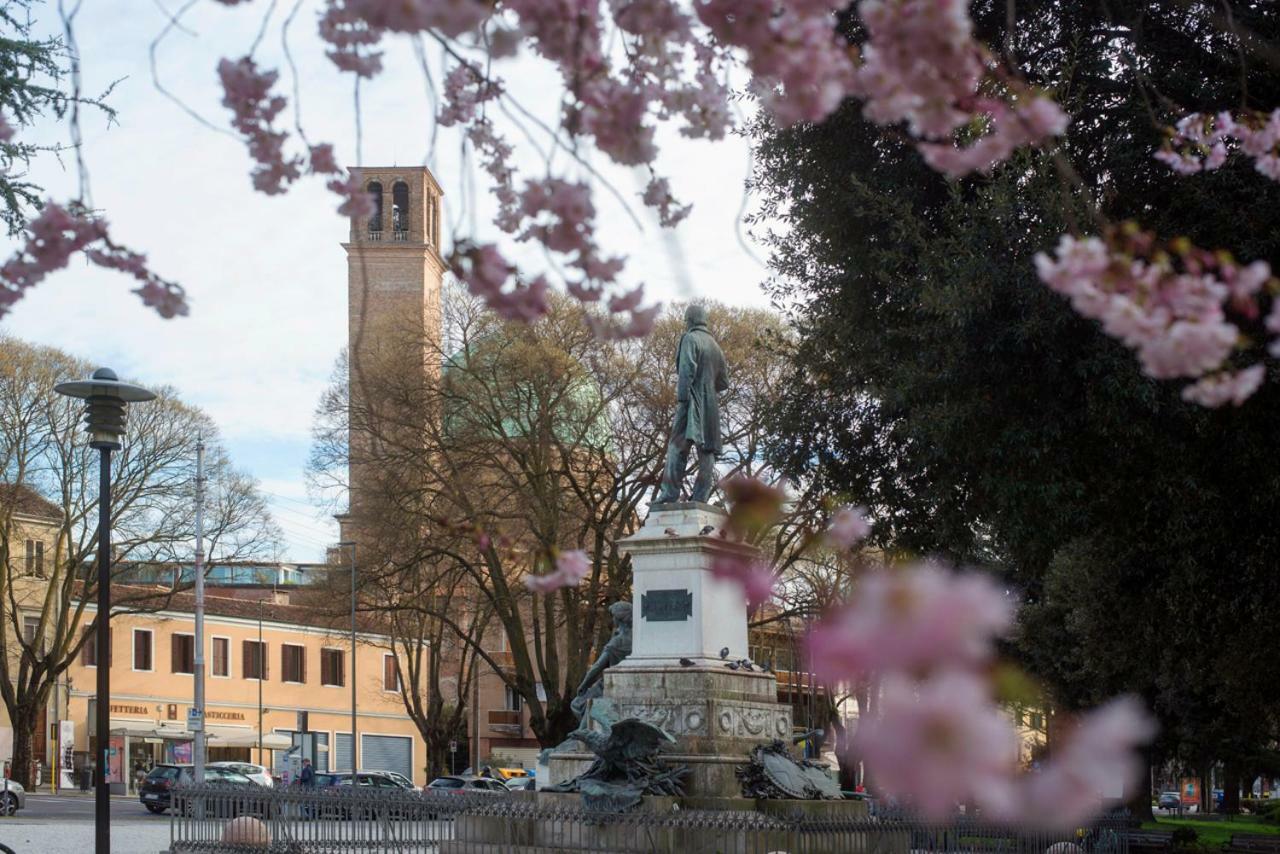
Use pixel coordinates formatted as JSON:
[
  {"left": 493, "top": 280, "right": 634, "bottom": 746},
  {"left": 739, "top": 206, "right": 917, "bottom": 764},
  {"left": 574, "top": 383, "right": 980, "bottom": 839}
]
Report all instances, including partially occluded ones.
[{"left": 25, "top": 789, "right": 137, "bottom": 799}]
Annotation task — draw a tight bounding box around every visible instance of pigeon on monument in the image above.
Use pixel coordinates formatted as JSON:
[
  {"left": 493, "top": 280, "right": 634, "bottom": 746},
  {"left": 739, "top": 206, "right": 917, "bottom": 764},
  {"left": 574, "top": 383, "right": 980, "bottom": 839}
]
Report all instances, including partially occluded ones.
[
  {"left": 664, "top": 527, "right": 679, "bottom": 537},
  {"left": 698, "top": 525, "right": 715, "bottom": 536},
  {"left": 725, "top": 661, "right": 740, "bottom": 670},
  {"left": 719, "top": 647, "right": 729, "bottom": 659},
  {"left": 679, "top": 658, "right": 695, "bottom": 667}
]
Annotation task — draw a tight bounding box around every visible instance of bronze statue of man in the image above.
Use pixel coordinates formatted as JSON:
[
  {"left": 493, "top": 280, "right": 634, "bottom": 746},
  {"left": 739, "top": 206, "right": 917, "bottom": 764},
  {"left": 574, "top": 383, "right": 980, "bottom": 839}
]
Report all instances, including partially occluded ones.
[{"left": 657, "top": 304, "right": 729, "bottom": 504}]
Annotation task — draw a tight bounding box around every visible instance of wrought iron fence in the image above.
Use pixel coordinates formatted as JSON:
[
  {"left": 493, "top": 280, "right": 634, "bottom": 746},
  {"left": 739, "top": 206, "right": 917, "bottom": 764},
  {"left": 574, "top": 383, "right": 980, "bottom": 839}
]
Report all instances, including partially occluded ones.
[{"left": 168, "top": 784, "right": 1136, "bottom": 854}]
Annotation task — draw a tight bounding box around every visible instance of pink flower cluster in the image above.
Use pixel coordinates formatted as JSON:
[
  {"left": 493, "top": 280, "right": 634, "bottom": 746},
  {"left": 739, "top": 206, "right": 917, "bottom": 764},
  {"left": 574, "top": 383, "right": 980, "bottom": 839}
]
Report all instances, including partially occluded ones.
[
  {"left": 695, "top": 0, "right": 855, "bottom": 126},
  {"left": 709, "top": 554, "right": 776, "bottom": 607},
  {"left": 642, "top": 177, "right": 691, "bottom": 228},
  {"left": 448, "top": 242, "right": 550, "bottom": 323},
  {"left": 1155, "top": 110, "right": 1280, "bottom": 181},
  {"left": 850, "top": 0, "right": 1067, "bottom": 176},
  {"left": 525, "top": 548, "right": 592, "bottom": 593},
  {"left": 826, "top": 504, "right": 870, "bottom": 550},
  {"left": 0, "top": 202, "right": 188, "bottom": 319},
  {"left": 809, "top": 563, "right": 1014, "bottom": 679},
  {"left": 1035, "top": 229, "right": 1275, "bottom": 407},
  {"left": 217, "top": 57, "right": 302, "bottom": 195},
  {"left": 810, "top": 561, "right": 1153, "bottom": 825},
  {"left": 855, "top": 673, "right": 1155, "bottom": 828}
]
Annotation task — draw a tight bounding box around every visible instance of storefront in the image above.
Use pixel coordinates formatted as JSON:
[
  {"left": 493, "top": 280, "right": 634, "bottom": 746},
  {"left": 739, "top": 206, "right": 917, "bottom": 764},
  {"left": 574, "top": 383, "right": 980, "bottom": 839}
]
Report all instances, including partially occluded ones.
[{"left": 98, "top": 720, "right": 290, "bottom": 794}]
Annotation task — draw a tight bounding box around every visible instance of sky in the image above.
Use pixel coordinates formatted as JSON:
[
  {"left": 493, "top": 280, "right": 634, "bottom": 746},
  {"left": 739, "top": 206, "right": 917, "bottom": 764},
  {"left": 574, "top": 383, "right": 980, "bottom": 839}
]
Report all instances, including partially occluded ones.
[{"left": 2, "top": 1, "right": 775, "bottom": 561}]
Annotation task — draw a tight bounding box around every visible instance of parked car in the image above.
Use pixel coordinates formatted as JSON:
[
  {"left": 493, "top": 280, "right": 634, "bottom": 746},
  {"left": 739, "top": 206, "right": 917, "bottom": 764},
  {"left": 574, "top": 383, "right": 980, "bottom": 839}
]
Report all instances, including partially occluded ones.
[
  {"left": 319, "top": 770, "right": 416, "bottom": 790},
  {"left": 206, "top": 761, "right": 273, "bottom": 787},
  {"left": 1158, "top": 792, "right": 1182, "bottom": 810},
  {"left": 0, "top": 779, "right": 25, "bottom": 815},
  {"left": 308, "top": 770, "right": 419, "bottom": 820},
  {"left": 138, "top": 763, "right": 259, "bottom": 814},
  {"left": 505, "top": 776, "right": 536, "bottom": 792},
  {"left": 425, "top": 775, "right": 510, "bottom": 795}
]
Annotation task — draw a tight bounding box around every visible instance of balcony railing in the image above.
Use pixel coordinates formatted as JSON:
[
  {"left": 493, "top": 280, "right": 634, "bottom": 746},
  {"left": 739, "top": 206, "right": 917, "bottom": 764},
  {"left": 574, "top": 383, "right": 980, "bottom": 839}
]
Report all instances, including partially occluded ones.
[
  {"left": 392, "top": 230, "right": 409, "bottom": 242},
  {"left": 366, "top": 229, "right": 383, "bottom": 241},
  {"left": 487, "top": 709, "right": 522, "bottom": 734}
]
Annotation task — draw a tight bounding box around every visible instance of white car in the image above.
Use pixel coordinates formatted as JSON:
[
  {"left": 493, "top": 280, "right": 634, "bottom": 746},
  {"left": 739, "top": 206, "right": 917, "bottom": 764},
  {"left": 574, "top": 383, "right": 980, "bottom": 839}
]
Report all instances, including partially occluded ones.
[
  {"left": 0, "top": 779, "right": 25, "bottom": 815},
  {"left": 206, "top": 761, "right": 273, "bottom": 787}
]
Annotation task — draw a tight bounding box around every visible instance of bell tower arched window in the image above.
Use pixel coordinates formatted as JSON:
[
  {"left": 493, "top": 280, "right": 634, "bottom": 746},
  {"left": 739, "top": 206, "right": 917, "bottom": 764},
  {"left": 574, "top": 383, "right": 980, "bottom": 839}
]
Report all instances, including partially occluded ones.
[
  {"left": 392, "top": 181, "right": 410, "bottom": 241},
  {"left": 366, "top": 181, "right": 383, "bottom": 238}
]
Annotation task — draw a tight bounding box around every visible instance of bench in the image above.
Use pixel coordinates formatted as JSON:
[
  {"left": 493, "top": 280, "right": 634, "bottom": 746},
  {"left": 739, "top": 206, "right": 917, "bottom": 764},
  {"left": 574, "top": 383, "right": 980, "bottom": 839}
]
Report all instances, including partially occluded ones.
[
  {"left": 1224, "top": 835, "right": 1280, "bottom": 854},
  {"left": 1122, "top": 830, "right": 1176, "bottom": 853}
]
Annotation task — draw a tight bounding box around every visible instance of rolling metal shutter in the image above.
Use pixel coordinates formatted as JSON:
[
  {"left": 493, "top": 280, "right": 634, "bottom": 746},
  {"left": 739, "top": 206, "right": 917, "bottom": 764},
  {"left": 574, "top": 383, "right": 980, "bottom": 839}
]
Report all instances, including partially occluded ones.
[
  {"left": 361, "top": 734, "right": 412, "bottom": 780},
  {"left": 334, "top": 733, "right": 353, "bottom": 772}
]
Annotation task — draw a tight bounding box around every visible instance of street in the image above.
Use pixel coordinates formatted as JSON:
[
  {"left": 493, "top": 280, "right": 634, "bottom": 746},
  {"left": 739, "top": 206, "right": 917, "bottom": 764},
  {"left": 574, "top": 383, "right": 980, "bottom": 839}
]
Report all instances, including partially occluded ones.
[{"left": 0, "top": 794, "right": 172, "bottom": 854}]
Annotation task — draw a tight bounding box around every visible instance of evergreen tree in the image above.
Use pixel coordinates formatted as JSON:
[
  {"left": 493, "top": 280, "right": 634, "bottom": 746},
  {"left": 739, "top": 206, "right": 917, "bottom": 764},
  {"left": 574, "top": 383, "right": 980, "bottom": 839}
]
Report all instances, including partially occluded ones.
[{"left": 752, "top": 0, "right": 1280, "bottom": 812}]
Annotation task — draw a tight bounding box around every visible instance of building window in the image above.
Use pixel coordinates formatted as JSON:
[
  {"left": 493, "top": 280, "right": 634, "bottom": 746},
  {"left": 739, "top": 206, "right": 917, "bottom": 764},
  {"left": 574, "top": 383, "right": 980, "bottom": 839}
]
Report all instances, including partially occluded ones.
[
  {"left": 366, "top": 181, "right": 383, "bottom": 233},
  {"left": 504, "top": 685, "right": 522, "bottom": 713},
  {"left": 171, "top": 633, "right": 195, "bottom": 674},
  {"left": 392, "top": 181, "right": 409, "bottom": 237},
  {"left": 281, "top": 644, "right": 306, "bottom": 683},
  {"left": 21, "top": 615, "right": 43, "bottom": 657},
  {"left": 321, "top": 649, "right": 345, "bottom": 687},
  {"left": 24, "top": 539, "right": 44, "bottom": 577},
  {"left": 243, "top": 640, "right": 268, "bottom": 680},
  {"left": 82, "top": 627, "right": 112, "bottom": 667},
  {"left": 211, "top": 637, "right": 230, "bottom": 678},
  {"left": 383, "top": 653, "right": 400, "bottom": 692},
  {"left": 133, "top": 629, "right": 154, "bottom": 671}
]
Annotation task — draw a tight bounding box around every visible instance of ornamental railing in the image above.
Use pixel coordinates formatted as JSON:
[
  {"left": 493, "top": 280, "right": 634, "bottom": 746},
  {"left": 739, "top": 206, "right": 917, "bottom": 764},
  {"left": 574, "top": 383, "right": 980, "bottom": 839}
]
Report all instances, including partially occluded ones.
[{"left": 168, "top": 784, "right": 1137, "bottom": 854}]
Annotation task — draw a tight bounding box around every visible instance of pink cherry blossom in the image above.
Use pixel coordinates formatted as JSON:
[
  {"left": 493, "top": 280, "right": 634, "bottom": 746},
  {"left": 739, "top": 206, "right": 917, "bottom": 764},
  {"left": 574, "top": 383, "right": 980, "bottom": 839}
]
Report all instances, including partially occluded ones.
[
  {"left": 642, "top": 177, "right": 691, "bottom": 228},
  {"left": 709, "top": 554, "right": 776, "bottom": 607},
  {"left": 449, "top": 242, "right": 551, "bottom": 323},
  {"left": 0, "top": 202, "right": 187, "bottom": 320},
  {"left": 1014, "top": 697, "right": 1157, "bottom": 830},
  {"left": 851, "top": 0, "right": 1067, "bottom": 175},
  {"left": 1180, "top": 365, "right": 1266, "bottom": 408},
  {"left": 696, "top": 0, "right": 855, "bottom": 126},
  {"left": 525, "top": 549, "right": 592, "bottom": 593},
  {"left": 217, "top": 57, "right": 303, "bottom": 195},
  {"left": 853, "top": 671, "right": 1020, "bottom": 820},
  {"left": 328, "top": 175, "right": 375, "bottom": 219},
  {"left": 308, "top": 144, "right": 340, "bottom": 175},
  {"left": 1035, "top": 229, "right": 1274, "bottom": 402},
  {"left": 826, "top": 505, "right": 870, "bottom": 550},
  {"left": 808, "top": 564, "right": 1014, "bottom": 680},
  {"left": 1155, "top": 109, "right": 1280, "bottom": 181}
]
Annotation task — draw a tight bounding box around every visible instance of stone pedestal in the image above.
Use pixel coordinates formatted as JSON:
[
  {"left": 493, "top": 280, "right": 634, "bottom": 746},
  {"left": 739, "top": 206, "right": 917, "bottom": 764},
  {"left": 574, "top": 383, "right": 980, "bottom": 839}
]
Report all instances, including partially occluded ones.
[{"left": 548, "top": 504, "right": 794, "bottom": 798}]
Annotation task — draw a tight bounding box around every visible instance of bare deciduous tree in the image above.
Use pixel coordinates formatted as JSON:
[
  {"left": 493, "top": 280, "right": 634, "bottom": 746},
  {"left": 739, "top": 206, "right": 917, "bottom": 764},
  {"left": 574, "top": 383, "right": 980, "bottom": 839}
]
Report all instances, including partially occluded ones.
[{"left": 0, "top": 336, "right": 280, "bottom": 787}]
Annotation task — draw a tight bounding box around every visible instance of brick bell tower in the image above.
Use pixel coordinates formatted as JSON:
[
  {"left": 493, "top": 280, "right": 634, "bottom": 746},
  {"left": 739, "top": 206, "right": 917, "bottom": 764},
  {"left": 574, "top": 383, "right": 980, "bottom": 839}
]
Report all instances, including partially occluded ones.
[{"left": 337, "top": 167, "right": 446, "bottom": 546}]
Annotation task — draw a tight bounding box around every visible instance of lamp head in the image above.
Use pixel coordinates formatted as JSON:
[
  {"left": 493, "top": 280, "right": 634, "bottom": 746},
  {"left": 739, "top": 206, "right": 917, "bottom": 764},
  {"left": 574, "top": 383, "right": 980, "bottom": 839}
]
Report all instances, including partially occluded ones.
[{"left": 54, "top": 367, "right": 156, "bottom": 450}]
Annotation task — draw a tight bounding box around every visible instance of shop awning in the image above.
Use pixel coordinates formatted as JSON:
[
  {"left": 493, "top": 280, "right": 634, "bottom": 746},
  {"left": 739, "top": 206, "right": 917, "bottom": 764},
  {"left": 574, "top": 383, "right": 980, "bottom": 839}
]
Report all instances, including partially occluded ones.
[
  {"left": 208, "top": 728, "right": 291, "bottom": 750},
  {"left": 108, "top": 721, "right": 289, "bottom": 750}
]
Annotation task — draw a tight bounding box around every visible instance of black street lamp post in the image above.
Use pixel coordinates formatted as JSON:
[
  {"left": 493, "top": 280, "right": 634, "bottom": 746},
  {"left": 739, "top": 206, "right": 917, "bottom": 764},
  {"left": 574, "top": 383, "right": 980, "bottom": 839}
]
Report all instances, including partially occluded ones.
[{"left": 55, "top": 368, "right": 155, "bottom": 854}]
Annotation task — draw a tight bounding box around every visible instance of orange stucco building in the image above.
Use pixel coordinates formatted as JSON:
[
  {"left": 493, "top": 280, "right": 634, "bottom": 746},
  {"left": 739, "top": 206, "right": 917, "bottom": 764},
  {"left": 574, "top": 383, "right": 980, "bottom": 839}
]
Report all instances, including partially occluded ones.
[{"left": 64, "top": 589, "right": 429, "bottom": 792}]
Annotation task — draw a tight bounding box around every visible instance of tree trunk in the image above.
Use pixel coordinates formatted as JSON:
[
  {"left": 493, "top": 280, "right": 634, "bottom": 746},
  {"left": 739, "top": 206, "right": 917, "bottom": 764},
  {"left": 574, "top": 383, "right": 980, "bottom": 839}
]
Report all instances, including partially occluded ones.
[
  {"left": 8, "top": 708, "right": 37, "bottom": 789},
  {"left": 1200, "top": 768, "right": 1211, "bottom": 813},
  {"left": 1223, "top": 761, "right": 1242, "bottom": 815},
  {"left": 1127, "top": 754, "right": 1155, "bottom": 822},
  {"left": 425, "top": 732, "right": 452, "bottom": 782}
]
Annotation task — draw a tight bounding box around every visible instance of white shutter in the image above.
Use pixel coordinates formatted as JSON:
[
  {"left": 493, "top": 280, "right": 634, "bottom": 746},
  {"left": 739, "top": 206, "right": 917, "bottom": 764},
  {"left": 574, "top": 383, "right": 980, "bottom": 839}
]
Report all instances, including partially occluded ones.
[
  {"left": 361, "top": 734, "right": 412, "bottom": 781},
  {"left": 334, "top": 733, "right": 354, "bottom": 772}
]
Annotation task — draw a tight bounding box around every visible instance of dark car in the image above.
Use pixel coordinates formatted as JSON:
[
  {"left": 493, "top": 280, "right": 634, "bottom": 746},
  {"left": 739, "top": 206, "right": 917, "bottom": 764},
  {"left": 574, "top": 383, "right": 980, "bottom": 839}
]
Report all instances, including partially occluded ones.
[
  {"left": 311, "top": 770, "right": 419, "bottom": 819},
  {"left": 1158, "top": 792, "right": 1182, "bottom": 810},
  {"left": 139, "top": 764, "right": 258, "bottom": 815},
  {"left": 425, "top": 775, "right": 510, "bottom": 795}
]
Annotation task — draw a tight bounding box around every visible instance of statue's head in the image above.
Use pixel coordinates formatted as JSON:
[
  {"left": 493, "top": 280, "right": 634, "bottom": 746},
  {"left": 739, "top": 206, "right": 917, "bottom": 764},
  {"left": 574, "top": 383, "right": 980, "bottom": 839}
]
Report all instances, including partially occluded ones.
[
  {"left": 609, "top": 601, "right": 632, "bottom": 626},
  {"left": 684, "top": 303, "right": 709, "bottom": 330}
]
